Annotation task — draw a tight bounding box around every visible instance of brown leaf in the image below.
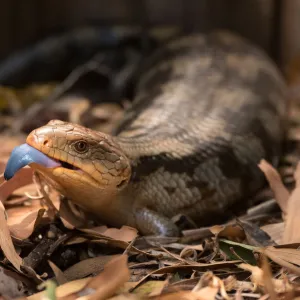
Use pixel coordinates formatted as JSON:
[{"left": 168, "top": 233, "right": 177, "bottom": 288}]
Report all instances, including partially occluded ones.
[
  {"left": 129, "top": 260, "right": 241, "bottom": 292},
  {"left": 261, "top": 254, "right": 277, "bottom": 300},
  {"left": 0, "top": 201, "right": 22, "bottom": 271},
  {"left": 155, "top": 289, "right": 217, "bottom": 300},
  {"left": 134, "top": 280, "right": 168, "bottom": 297},
  {"left": 90, "top": 238, "right": 158, "bottom": 257},
  {"left": 179, "top": 244, "right": 203, "bottom": 261},
  {"left": 0, "top": 168, "right": 34, "bottom": 202},
  {"left": 28, "top": 255, "right": 129, "bottom": 300},
  {"left": 193, "top": 272, "right": 230, "bottom": 300},
  {"left": 261, "top": 222, "right": 284, "bottom": 245},
  {"left": 236, "top": 219, "right": 274, "bottom": 247},
  {"left": 238, "top": 262, "right": 293, "bottom": 294},
  {"left": 283, "top": 162, "right": 300, "bottom": 243},
  {"left": 81, "top": 225, "right": 138, "bottom": 243},
  {"left": 27, "top": 278, "right": 91, "bottom": 300},
  {"left": 79, "top": 254, "right": 130, "bottom": 300},
  {"left": 210, "top": 224, "right": 246, "bottom": 242},
  {"left": 48, "top": 260, "right": 68, "bottom": 285},
  {"left": 8, "top": 208, "right": 45, "bottom": 240},
  {"left": 0, "top": 161, "right": 7, "bottom": 174},
  {"left": 63, "top": 255, "right": 119, "bottom": 282},
  {"left": 261, "top": 246, "right": 300, "bottom": 275},
  {"left": 258, "top": 159, "right": 289, "bottom": 215},
  {"left": 59, "top": 198, "right": 88, "bottom": 229},
  {"left": 157, "top": 272, "right": 229, "bottom": 300}
]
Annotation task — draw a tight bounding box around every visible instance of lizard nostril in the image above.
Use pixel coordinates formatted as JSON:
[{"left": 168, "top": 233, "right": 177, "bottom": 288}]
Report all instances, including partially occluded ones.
[{"left": 43, "top": 140, "right": 49, "bottom": 146}]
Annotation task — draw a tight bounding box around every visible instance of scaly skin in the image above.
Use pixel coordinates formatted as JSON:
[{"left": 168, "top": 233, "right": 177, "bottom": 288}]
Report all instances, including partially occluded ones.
[{"left": 26, "top": 31, "right": 287, "bottom": 236}]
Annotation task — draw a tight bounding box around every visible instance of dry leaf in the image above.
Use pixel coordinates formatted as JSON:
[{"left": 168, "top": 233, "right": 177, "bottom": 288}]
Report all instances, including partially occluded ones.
[
  {"left": 261, "top": 254, "right": 277, "bottom": 300},
  {"left": 210, "top": 224, "right": 246, "bottom": 242},
  {"left": 0, "top": 161, "right": 7, "bottom": 174},
  {"left": 261, "top": 246, "right": 300, "bottom": 275},
  {"left": 155, "top": 289, "right": 214, "bottom": 300},
  {"left": 130, "top": 260, "right": 241, "bottom": 292},
  {"left": 48, "top": 260, "right": 68, "bottom": 285},
  {"left": 79, "top": 254, "right": 130, "bottom": 300},
  {"left": 27, "top": 278, "right": 91, "bottom": 300},
  {"left": 157, "top": 273, "right": 228, "bottom": 300},
  {"left": 81, "top": 226, "right": 138, "bottom": 243},
  {"left": 0, "top": 168, "right": 34, "bottom": 202},
  {"left": 63, "top": 255, "right": 119, "bottom": 282},
  {"left": 261, "top": 223, "right": 284, "bottom": 245},
  {"left": 91, "top": 238, "right": 157, "bottom": 257},
  {"left": 283, "top": 162, "right": 300, "bottom": 243},
  {"left": 59, "top": 198, "right": 88, "bottom": 229},
  {"left": 28, "top": 255, "right": 129, "bottom": 300},
  {"left": 258, "top": 159, "right": 289, "bottom": 215},
  {"left": 0, "top": 201, "right": 22, "bottom": 271},
  {"left": 239, "top": 262, "right": 293, "bottom": 294},
  {"left": 134, "top": 280, "right": 168, "bottom": 297},
  {"left": 8, "top": 208, "right": 45, "bottom": 240},
  {"left": 193, "top": 272, "right": 230, "bottom": 300}
]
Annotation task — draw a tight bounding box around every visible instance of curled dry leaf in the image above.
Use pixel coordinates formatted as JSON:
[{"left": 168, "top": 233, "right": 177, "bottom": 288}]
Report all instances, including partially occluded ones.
[
  {"left": 157, "top": 272, "right": 230, "bottom": 300},
  {"left": 210, "top": 224, "right": 246, "bottom": 242},
  {"left": 238, "top": 262, "right": 293, "bottom": 295},
  {"left": 129, "top": 260, "right": 241, "bottom": 292},
  {"left": 258, "top": 159, "right": 289, "bottom": 216},
  {"left": 194, "top": 272, "right": 230, "bottom": 300}
]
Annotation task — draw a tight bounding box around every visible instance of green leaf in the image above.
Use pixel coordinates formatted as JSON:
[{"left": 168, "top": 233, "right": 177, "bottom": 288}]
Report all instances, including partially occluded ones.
[{"left": 219, "top": 239, "right": 258, "bottom": 265}]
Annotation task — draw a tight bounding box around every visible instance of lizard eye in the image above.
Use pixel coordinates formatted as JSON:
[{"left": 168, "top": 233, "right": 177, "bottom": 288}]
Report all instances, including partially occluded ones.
[{"left": 74, "top": 141, "right": 88, "bottom": 153}]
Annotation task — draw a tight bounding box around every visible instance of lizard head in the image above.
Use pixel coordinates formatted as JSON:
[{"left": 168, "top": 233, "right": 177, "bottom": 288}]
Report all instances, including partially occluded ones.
[{"left": 24, "top": 120, "right": 131, "bottom": 208}]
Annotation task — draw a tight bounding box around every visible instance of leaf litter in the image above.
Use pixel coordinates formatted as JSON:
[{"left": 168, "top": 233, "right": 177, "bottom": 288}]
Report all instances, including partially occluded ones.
[{"left": 2, "top": 28, "right": 300, "bottom": 299}]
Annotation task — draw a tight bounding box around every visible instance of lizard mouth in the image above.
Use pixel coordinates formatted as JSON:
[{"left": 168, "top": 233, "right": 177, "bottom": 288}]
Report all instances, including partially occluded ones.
[{"left": 59, "top": 160, "right": 80, "bottom": 171}]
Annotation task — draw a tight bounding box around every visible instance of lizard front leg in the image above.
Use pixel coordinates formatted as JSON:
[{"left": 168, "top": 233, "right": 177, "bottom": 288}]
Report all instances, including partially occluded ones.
[{"left": 135, "top": 207, "right": 180, "bottom": 236}]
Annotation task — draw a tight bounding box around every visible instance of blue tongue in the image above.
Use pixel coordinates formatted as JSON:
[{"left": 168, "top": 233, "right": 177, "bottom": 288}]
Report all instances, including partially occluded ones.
[{"left": 4, "top": 143, "right": 60, "bottom": 180}]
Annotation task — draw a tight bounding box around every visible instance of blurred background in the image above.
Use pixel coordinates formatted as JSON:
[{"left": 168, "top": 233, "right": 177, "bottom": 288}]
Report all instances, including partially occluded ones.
[
  {"left": 0, "top": 0, "right": 299, "bottom": 135},
  {"left": 0, "top": 0, "right": 291, "bottom": 66}
]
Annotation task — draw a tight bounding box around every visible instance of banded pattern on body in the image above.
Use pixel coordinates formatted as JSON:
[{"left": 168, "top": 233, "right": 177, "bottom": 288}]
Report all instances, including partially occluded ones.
[{"left": 21, "top": 30, "right": 287, "bottom": 236}]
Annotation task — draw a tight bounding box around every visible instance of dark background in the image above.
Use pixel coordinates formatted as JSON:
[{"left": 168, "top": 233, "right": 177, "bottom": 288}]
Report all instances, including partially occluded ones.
[{"left": 0, "top": 0, "right": 295, "bottom": 69}]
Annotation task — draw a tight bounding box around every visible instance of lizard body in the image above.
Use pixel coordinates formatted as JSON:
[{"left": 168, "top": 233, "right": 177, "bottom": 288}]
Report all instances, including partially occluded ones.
[{"left": 8, "top": 30, "right": 287, "bottom": 236}]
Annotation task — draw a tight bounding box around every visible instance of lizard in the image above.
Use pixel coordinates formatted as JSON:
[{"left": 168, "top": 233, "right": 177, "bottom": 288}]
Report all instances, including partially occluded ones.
[{"left": 4, "top": 30, "right": 287, "bottom": 236}]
